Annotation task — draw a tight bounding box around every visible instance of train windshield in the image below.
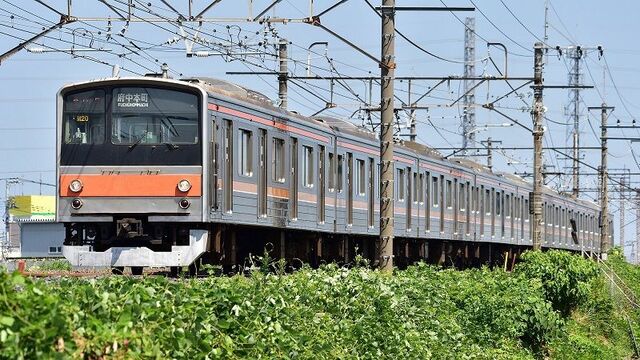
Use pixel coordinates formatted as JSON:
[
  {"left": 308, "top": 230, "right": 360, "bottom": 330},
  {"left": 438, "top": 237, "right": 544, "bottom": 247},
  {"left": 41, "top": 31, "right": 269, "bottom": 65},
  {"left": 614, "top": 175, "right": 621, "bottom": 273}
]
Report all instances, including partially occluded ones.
[
  {"left": 111, "top": 87, "right": 199, "bottom": 145},
  {"left": 63, "top": 89, "right": 106, "bottom": 144}
]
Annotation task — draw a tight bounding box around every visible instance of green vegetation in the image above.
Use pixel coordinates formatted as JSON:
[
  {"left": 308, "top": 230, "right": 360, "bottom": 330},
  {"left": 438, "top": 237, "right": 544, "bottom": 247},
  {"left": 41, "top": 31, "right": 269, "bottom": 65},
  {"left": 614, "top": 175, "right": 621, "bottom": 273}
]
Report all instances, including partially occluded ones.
[
  {"left": 27, "top": 259, "right": 72, "bottom": 272},
  {"left": 0, "top": 250, "right": 637, "bottom": 359}
]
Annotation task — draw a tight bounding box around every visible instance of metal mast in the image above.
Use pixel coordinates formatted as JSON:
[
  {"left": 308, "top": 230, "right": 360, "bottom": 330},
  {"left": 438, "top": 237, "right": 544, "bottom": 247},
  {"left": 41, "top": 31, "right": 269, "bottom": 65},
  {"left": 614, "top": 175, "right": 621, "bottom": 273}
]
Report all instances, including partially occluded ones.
[
  {"left": 600, "top": 104, "right": 610, "bottom": 258},
  {"left": 532, "top": 43, "right": 545, "bottom": 251},
  {"left": 378, "top": 0, "right": 395, "bottom": 271},
  {"left": 567, "top": 46, "right": 583, "bottom": 198},
  {"left": 462, "top": 17, "right": 476, "bottom": 156},
  {"left": 620, "top": 176, "right": 625, "bottom": 249}
]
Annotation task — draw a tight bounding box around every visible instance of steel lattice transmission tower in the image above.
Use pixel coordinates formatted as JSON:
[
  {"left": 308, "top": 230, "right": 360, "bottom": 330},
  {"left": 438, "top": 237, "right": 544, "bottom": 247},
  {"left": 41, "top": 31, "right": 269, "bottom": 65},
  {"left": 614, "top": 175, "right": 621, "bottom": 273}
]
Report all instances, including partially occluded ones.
[
  {"left": 461, "top": 17, "right": 476, "bottom": 156},
  {"left": 566, "top": 46, "right": 583, "bottom": 198}
]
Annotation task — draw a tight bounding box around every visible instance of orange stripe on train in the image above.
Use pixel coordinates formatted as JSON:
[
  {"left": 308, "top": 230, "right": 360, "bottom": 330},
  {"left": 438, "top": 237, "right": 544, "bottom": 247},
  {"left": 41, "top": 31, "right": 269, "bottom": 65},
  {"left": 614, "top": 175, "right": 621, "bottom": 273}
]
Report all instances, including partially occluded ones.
[{"left": 59, "top": 174, "right": 202, "bottom": 197}]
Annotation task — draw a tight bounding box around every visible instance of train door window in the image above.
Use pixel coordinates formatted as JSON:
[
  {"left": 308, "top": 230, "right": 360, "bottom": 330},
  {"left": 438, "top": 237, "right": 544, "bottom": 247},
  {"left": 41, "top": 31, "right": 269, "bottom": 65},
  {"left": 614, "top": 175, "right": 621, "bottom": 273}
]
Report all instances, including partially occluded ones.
[
  {"left": 368, "top": 157, "right": 375, "bottom": 228},
  {"left": 356, "top": 159, "right": 366, "bottom": 196},
  {"left": 446, "top": 180, "right": 452, "bottom": 208},
  {"left": 302, "top": 145, "right": 314, "bottom": 188},
  {"left": 258, "top": 129, "right": 268, "bottom": 217},
  {"left": 491, "top": 189, "right": 500, "bottom": 236},
  {"left": 239, "top": 129, "right": 253, "bottom": 177},
  {"left": 505, "top": 195, "right": 510, "bottom": 218},
  {"left": 432, "top": 176, "right": 439, "bottom": 207},
  {"left": 290, "top": 137, "right": 298, "bottom": 220},
  {"left": 418, "top": 173, "right": 424, "bottom": 204},
  {"left": 337, "top": 154, "right": 344, "bottom": 192},
  {"left": 272, "top": 138, "right": 286, "bottom": 183},
  {"left": 495, "top": 191, "right": 501, "bottom": 216},
  {"left": 328, "top": 152, "right": 335, "bottom": 191},
  {"left": 347, "top": 153, "right": 353, "bottom": 225},
  {"left": 397, "top": 168, "right": 406, "bottom": 201},
  {"left": 319, "top": 145, "right": 326, "bottom": 223},
  {"left": 224, "top": 119, "right": 233, "bottom": 213},
  {"left": 413, "top": 172, "right": 419, "bottom": 204},
  {"left": 459, "top": 183, "right": 466, "bottom": 211},
  {"left": 485, "top": 189, "right": 491, "bottom": 215},
  {"left": 524, "top": 199, "right": 529, "bottom": 221}
]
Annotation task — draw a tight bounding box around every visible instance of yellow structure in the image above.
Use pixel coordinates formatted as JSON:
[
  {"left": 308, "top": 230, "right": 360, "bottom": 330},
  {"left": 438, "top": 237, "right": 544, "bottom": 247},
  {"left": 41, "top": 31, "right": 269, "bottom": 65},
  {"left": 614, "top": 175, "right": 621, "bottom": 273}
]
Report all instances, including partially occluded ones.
[{"left": 8, "top": 195, "right": 55, "bottom": 220}]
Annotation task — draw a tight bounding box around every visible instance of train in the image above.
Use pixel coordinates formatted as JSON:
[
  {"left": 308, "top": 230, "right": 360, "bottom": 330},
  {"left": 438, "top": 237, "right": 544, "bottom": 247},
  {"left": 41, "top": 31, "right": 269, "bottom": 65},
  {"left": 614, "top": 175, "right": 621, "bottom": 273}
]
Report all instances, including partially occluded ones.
[{"left": 57, "top": 75, "right": 611, "bottom": 274}]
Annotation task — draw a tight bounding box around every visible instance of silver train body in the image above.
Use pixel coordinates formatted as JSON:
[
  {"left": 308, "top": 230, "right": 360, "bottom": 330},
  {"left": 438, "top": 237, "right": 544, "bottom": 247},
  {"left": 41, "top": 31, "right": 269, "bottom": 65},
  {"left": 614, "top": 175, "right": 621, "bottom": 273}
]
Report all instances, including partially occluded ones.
[{"left": 57, "top": 76, "right": 610, "bottom": 268}]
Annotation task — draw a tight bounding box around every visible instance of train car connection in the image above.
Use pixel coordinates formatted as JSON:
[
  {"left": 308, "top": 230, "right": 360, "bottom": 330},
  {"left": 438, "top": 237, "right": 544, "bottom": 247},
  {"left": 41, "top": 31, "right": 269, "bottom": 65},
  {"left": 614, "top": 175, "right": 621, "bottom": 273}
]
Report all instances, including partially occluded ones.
[{"left": 57, "top": 76, "right": 610, "bottom": 273}]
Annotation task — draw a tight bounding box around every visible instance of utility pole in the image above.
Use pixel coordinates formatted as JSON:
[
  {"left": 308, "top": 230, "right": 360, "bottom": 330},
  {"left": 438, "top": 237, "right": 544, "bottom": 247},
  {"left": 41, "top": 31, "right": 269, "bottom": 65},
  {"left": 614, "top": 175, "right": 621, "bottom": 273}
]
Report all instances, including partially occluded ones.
[
  {"left": 600, "top": 104, "right": 610, "bottom": 258},
  {"left": 636, "top": 190, "right": 640, "bottom": 264},
  {"left": 408, "top": 80, "right": 416, "bottom": 142},
  {"left": 278, "top": 39, "right": 288, "bottom": 109},
  {"left": 531, "top": 42, "right": 545, "bottom": 251},
  {"left": 378, "top": 0, "right": 395, "bottom": 271},
  {"left": 462, "top": 17, "right": 476, "bottom": 156},
  {"left": 567, "top": 46, "right": 583, "bottom": 198},
  {"left": 480, "top": 137, "right": 501, "bottom": 171},
  {"left": 620, "top": 176, "right": 625, "bottom": 249}
]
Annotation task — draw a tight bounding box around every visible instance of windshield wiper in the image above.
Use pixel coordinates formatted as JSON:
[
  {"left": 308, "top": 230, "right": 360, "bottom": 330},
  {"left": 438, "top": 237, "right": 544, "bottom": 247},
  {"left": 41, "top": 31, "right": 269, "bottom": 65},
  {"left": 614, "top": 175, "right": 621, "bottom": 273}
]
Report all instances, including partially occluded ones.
[
  {"left": 128, "top": 131, "right": 147, "bottom": 151},
  {"left": 162, "top": 142, "right": 179, "bottom": 150}
]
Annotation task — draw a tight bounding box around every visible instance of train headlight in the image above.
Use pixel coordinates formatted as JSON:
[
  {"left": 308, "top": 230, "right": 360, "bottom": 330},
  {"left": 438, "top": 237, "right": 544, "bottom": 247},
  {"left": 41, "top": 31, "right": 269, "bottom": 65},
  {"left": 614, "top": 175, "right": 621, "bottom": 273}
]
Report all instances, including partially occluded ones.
[
  {"left": 69, "top": 179, "right": 83, "bottom": 193},
  {"left": 177, "top": 179, "right": 192, "bottom": 192},
  {"left": 179, "top": 198, "right": 190, "bottom": 209}
]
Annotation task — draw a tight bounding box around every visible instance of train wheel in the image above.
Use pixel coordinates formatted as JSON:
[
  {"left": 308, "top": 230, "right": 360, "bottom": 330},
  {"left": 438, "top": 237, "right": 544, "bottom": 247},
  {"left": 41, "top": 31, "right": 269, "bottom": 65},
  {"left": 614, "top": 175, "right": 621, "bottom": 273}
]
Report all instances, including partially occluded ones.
[
  {"left": 131, "top": 266, "right": 144, "bottom": 276},
  {"left": 111, "top": 267, "right": 124, "bottom": 275},
  {"left": 188, "top": 262, "right": 199, "bottom": 277}
]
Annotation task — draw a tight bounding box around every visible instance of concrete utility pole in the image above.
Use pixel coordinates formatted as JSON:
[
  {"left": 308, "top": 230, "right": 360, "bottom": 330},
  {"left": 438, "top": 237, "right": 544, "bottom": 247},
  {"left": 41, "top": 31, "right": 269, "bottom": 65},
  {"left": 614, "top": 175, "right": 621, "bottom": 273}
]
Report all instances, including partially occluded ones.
[
  {"left": 278, "top": 39, "right": 288, "bottom": 109},
  {"left": 532, "top": 42, "right": 545, "bottom": 251},
  {"left": 462, "top": 17, "right": 476, "bottom": 156},
  {"left": 620, "top": 176, "right": 625, "bottom": 249},
  {"left": 600, "top": 104, "right": 610, "bottom": 258},
  {"left": 378, "top": 0, "right": 395, "bottom": 271}
]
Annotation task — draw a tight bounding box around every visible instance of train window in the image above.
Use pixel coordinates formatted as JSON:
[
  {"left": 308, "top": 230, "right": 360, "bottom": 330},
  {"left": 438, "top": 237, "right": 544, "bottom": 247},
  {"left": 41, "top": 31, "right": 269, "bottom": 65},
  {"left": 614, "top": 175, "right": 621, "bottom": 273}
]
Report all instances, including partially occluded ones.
[
  {"left": 432, "top": 176, "right": 439, "bottom": 207},
  {"left": 328, "top": 153, "right": 336, "bottom": 191},
  {"left": 524, "top": 199, "right": 529, "bottom": 220},
  {"left": 273, "top": 138, "right": 285, "bottom": 183},
  {"left": 397, "top": 168, "right": 406, "bottom": 201},
  {"left": 356, "top": 159, "right": 366, "bottom": 196},
  {"left": 63, "top": 89, "right": 106, "bottom": 144},
  {"left": 495, "top": 191, "right": 501, "bottom": 216},
  {"left": 239, "top": 129, "right": 253, "bottom": 177},
  {"left": 418, "top": 173, "right": 424, "bottom": 204},
  {"left": 446, "top": 180, "right": 452, "bottom": 208},
  {"left": 111, "top": 87, "right": 198, "bottom": 145},
  {"left": 505, "top": 195, "right": 511, "bottom": 218},
  {"left": 459, "top": 183, "right": 466, "bottom": 211},
  {"left": 337, "top": 154, "right": 344, "bottom": 192},
  {"left": 485, "top": 189, "right": 491, "bottom": 215},
  {"left": 413, "top": 172, "right": 419, "bottom": 204},
  {"left": 303, "top": 145, "right": 314, "bottom": 187}
]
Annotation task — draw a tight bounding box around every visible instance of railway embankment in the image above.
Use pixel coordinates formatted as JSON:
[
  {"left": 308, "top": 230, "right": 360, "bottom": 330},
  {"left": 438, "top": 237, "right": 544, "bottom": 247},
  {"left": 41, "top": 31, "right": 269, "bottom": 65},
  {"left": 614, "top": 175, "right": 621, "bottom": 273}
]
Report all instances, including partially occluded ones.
[{"left": 0, "top": 250, "right": 638, "bottom": 359}]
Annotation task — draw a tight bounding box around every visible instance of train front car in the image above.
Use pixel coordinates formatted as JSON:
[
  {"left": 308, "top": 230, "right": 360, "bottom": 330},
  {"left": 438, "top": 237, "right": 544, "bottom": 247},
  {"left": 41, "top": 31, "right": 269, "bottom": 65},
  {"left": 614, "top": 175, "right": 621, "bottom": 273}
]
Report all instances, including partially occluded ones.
[{"left": 57, "top": 78, "right": 209, "bottom": 271}]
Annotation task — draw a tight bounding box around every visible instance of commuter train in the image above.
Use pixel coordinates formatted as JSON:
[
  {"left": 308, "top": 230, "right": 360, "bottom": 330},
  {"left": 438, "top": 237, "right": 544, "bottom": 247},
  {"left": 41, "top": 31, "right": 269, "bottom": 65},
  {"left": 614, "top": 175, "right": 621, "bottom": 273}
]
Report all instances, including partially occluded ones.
[{"left": 57, "top": 76, "right": 610, "bottom": 274}]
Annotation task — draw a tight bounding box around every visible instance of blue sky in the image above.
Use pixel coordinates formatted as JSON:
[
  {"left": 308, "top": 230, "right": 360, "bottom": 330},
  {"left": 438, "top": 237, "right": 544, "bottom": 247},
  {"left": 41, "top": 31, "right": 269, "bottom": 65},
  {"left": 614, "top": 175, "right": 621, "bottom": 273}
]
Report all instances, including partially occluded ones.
[{"left": 1, "top": 0, "right": 639, "bottom": 256}]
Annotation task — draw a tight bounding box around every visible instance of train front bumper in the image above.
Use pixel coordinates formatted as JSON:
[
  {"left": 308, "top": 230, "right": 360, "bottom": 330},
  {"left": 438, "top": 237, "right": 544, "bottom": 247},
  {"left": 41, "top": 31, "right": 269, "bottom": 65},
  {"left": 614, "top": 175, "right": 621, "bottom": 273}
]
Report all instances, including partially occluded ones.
[{"left": 63, "top": 229, "right": 208, "bottom": 267}]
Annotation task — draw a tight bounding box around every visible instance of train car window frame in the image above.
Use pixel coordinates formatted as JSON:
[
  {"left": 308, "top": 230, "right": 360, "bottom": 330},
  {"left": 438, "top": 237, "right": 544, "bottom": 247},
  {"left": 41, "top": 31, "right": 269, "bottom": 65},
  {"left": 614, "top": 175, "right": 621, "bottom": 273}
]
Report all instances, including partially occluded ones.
[
  {"left": 397, "top": 168, "right": 406, "bottom": 202},
  {"left": 337, "top": 154, "right": 344, "bottom": 193},
  {"left": 459, "top": 182, "right": 466, "bottom": 212},
  {"left": 505, "top": 194, "right": 511, "bottom": 218},
  {"left": 496, "top": 191, "right": 502, "bottom": 216},
  {"left": 356, "top": 159, "right": 366, "bottom": 196},
  {"left": 63, "top": 89, "right": 106, "bottom": 145},
  {"left": 432, "top": 176, "right": 439, "bottom": 207},
  {"left": 446, "top": 179, "right": 452, "bottom": 209},
  {"left": 302, "top": 145, "right": 314, "bottom": 188},
  {"left": 328, "top": 152, "right": 336, "bottom": 192},
  {"left": 418, "top": 173, "right": 424, "bottom": 204},
  {"left": 485, "top": 188, "right": 491, "bottom": 215},
  {"left": 413, "top": 172, "right": 419, "bottom": 204},
  {"left": 239, "top": 128, "right": 253, "bottom": 178},
  {"left": 272, "top": 137, "right": 286, "bottom": 183}
]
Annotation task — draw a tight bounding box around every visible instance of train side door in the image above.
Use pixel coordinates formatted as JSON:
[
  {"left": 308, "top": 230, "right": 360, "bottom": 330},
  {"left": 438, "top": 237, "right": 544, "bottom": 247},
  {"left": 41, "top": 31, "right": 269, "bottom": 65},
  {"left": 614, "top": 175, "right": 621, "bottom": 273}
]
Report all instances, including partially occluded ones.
[
  {"left": 290, "top": 137, "right": 298, "bottom": 220},
  {"left": 347, "top": 152, "right": 354, "bottom": 226},
  {"left": 258, "top": 128, "right": 268, "bottom": 218},
  {"left": 223, "top": 119, "right": 233, "bottom": 213},
  {"left": 210, "top": 115, "right": 219, "bottom": 211}
]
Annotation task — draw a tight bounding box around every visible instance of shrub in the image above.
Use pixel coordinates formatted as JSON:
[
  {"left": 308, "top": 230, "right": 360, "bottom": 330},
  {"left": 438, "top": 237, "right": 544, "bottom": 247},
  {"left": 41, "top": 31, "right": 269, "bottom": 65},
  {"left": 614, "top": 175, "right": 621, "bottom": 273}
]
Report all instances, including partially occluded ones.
[{"left": 515, "top": 250, "right": 600, "bottom": 316}]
